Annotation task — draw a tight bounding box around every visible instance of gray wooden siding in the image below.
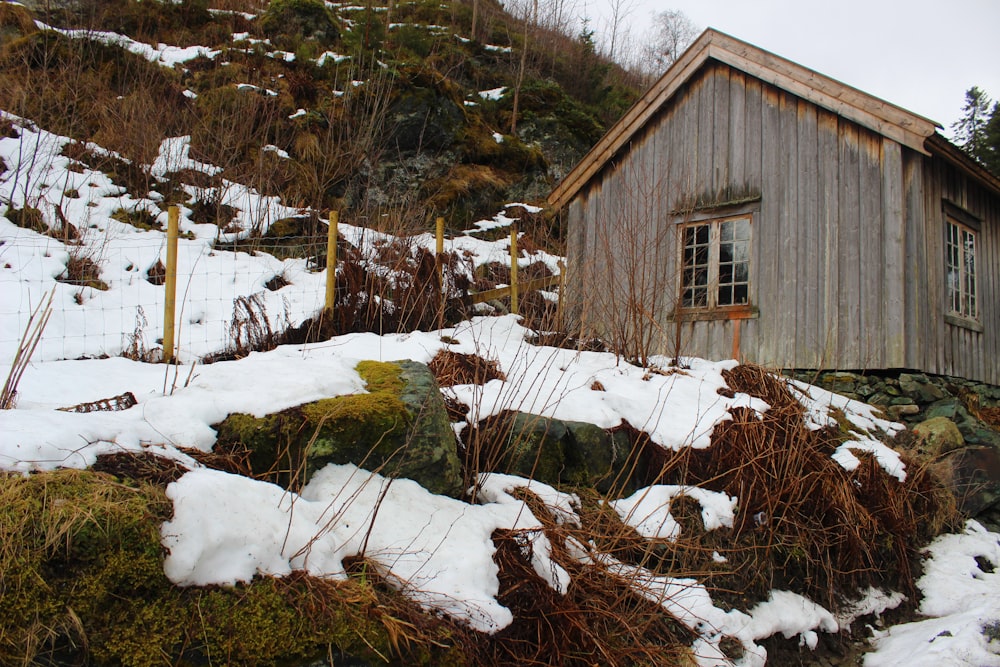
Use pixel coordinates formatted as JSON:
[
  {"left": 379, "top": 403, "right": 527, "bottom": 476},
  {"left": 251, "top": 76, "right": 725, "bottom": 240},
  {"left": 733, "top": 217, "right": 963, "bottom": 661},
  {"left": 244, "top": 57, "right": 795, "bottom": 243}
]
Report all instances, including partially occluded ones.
[
  {"left": 910, "top": 154, "right": 999, "bottom": 384},
  {"left": 565, "top": 60, "right": 999, "bottom": 383}
]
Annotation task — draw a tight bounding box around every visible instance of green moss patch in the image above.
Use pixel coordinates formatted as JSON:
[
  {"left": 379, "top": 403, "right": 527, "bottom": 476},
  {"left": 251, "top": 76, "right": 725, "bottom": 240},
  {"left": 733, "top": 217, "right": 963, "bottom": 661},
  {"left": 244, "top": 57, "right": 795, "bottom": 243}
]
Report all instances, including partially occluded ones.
[{"left": 0, "top": 468, "right": 465, "bottom": 666}]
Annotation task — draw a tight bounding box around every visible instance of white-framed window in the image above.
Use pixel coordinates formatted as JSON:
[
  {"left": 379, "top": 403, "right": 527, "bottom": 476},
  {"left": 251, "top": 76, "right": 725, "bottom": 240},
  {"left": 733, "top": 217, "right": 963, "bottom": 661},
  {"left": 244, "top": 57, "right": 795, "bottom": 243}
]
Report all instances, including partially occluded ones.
[
  {"left": 680, "top": 214, "right": 752, "bottom": 311},
  {"left": 944, "top": 210, "right": 979, "bottom": 325}
]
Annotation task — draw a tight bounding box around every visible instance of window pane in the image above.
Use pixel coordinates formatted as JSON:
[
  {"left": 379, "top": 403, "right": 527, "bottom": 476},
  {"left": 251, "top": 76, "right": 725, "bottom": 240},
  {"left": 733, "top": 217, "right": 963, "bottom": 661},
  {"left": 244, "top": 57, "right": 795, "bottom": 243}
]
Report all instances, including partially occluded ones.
[
  {"left": 695, "top": 245, "right": 708, "bottom": 267},
  {"left": 683, "top": 286, "right": 708, "bottom": 307},
  {"left": 945, "top": 219, "right": 979, "bottom": 320},
  {"left": 734, "top": 284, "right": 748, "bottom": 304},
  {"left": 696, "top": 224, "right": 709, "bottom": 245},
  {"left": 694, "top": 267, "right": 707, "bottom": 286},
  {"left": 734, "top": 262, "right": 749, "bottom": 284},
  {"left": 732, "top": 218, "right": 750, "bottom": 240},
  {"left": 721, "top": 221, "right": 733, "bottom": 242},
  {"left": 719, "top": 242, "right": 733, "bottom": 264},
  {"left": 733, "top": 238, "right": 749, "bottom": 264},
  {"left": 720, "top": 261, "right": 733, "bottom": 284},
  {"left": 718, "top": 285, "right": 733, "bottom": 305}
]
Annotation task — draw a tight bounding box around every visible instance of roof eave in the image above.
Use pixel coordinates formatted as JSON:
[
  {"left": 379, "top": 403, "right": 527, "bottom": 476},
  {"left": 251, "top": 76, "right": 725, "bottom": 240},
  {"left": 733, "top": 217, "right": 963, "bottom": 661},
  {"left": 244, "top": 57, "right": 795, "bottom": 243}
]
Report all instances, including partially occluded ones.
[
  {"left": 548, "top": 28, "right": 942, "bottom": 211},
  {"left": 926, "top": 133, "right": 1000, "bottom": 196}
]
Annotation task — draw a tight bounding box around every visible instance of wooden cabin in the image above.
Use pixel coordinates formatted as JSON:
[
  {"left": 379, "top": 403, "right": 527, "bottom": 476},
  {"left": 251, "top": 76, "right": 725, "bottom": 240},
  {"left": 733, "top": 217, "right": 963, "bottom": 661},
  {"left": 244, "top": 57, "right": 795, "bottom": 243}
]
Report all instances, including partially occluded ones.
[{"left": 549, "top": 29, "right": 1000, "bottom": 385}]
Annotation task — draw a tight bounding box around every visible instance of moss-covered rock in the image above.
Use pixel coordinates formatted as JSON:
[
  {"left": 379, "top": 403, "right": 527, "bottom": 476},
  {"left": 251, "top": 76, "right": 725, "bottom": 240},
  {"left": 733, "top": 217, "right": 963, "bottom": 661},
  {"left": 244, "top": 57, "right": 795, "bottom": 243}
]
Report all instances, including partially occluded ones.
[
  {"left": 912, "top": 416, "right": 965, "bottom": 456},
  {"left": 215, "top": 360, "right": 463, "bottom": 496},
  {"left": 387, "top": 85, "right": 465, "bottom": 153}
]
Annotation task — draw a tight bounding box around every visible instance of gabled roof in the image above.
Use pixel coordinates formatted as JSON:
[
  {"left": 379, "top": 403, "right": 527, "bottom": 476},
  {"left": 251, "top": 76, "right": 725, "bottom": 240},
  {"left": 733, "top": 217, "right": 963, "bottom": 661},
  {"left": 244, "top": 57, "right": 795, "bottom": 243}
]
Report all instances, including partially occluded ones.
[{"left": 549, "top": 28, "right": 942, "bottom": 211}]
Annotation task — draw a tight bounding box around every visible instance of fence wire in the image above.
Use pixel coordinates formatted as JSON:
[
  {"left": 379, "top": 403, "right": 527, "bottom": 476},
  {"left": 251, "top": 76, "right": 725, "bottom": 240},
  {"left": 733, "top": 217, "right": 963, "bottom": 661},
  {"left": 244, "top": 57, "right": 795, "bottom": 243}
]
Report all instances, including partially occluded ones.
[{"left": 0, "top": 234, "right": 328, "bottom": 364}]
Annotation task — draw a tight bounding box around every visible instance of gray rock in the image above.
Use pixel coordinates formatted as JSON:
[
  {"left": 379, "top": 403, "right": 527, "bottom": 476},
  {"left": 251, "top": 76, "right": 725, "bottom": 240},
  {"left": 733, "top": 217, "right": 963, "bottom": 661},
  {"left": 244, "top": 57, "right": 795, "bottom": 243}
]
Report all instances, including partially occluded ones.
[
  {"left": 898, "top": 373, "right": 947, "bottom": 404},
  {"left": 471, "top": 412, "right": 646, "bottom": 493},
  {"left": 395, "top": 360, "right": 464, "bottom": 496},
  {"left": 888, "top": 404, "right": 920, "bottom": 420}
]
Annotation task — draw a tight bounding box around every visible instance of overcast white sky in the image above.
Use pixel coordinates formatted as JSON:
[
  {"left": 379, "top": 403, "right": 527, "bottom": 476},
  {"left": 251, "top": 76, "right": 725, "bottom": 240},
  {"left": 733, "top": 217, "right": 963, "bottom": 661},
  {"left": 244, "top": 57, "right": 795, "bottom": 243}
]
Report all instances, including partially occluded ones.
[{"left": 587, "top": 0, "right": 1000, "bottom": 137}]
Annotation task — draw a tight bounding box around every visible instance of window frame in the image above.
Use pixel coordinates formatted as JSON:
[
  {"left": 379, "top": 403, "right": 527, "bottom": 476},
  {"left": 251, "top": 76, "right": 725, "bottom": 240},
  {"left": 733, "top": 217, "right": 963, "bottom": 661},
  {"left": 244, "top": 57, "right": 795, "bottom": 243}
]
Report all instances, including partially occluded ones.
[
  {"left": 943, "top": 201, "right": 983, "bottom": 333},
  {"left": 673, "top": 207, "right": 757, "bottom": 322}
]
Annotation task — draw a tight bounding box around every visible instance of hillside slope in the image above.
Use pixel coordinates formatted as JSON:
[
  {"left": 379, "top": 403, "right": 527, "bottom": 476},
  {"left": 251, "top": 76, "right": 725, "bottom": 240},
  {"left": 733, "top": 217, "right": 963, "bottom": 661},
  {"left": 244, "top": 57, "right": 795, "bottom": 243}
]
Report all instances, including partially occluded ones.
[{"left": 0, "top": 0, "right": 639, "bottom": 232}]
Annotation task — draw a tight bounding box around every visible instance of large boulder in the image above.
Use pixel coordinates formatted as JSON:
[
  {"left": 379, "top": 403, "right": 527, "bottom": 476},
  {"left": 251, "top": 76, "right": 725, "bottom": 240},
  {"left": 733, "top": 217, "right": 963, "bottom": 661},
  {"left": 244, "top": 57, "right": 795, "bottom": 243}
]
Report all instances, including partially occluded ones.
[
  {"left": 466, "top": 411, "right": 644, "bottom": 493},
  {"left": 214, "top": 360, "right": 463, "bottom": 496},
  {"left": 912, "top": 416, "right": 965, "bottom": 457}
]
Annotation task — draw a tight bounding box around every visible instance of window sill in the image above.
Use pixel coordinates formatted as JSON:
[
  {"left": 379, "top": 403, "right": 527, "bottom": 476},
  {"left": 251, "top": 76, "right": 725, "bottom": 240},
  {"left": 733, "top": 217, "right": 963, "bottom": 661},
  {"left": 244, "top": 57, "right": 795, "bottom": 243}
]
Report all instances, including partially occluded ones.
[
  {"left": 945, "top": 313, "right": 984, "bottom": 333},
  {"left": 669, "top": 305, "right": 759, "bottom": 322}
]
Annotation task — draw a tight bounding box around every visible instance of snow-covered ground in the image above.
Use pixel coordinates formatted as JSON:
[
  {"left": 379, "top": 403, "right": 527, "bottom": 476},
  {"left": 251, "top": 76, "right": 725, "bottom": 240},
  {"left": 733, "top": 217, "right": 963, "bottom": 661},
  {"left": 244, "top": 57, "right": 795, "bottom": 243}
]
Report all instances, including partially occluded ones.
[{"left": 2, "top": 112, "right": 999, "bottom": 666}]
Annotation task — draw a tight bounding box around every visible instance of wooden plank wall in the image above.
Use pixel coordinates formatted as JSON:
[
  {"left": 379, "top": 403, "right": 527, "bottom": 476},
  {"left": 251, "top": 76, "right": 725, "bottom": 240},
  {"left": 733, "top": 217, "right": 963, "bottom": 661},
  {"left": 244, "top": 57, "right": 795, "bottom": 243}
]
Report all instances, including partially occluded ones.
[
  {"left": 909, "top": 154, "right": 999, "bottom": 384},
  {"left": 566, "top": 60, "right": 998, "bottom": 383}
]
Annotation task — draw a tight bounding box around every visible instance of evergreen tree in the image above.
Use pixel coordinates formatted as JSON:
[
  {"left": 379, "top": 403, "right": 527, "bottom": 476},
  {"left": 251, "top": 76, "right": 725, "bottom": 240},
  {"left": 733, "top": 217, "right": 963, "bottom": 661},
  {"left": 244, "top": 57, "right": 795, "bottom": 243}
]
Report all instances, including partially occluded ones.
[
  {"left": 980, "top": 101, "right": 1000, "bottom": 176},
  {"left": 951, "top": 86, "right": 993, "bottom": 168}
]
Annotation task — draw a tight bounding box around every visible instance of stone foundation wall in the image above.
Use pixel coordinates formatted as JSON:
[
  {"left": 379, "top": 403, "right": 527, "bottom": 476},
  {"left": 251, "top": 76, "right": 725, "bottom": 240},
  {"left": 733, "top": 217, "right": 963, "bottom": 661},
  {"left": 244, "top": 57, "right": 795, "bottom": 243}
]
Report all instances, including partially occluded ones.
[{"left": 786, "top": 370, "right": 1000, "bottom": 426}]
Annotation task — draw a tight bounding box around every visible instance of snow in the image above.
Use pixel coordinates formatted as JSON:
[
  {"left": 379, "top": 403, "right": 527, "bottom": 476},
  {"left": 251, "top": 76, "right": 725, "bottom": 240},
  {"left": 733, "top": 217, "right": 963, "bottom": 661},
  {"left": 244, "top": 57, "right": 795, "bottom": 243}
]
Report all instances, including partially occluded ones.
[
  {"left": 236, "top": 83, "right": 279, "bottom": 96},
  {"left": 610, "top": 484, "right": 738, "bottom": 540},
  {"left": 3, "top": 108, "right": 998, "bottom": 665},
  {"left": 42, "top": 23, "right": 219, "bottom": 66},
  {"left": 788, "top": 379, "right": 908, "bottom": 480},
  {"left": 445, "top": 336, "right": 768, "bottom": 452},
  {"left": 478, "top": 86, "right": 507, "bottom": 100},
  {"left": 836, "top": 586, "right": 906, "bottom": 630},
  {"left": 316, "top": 51, "right": 350, "bottom": 66},
  {"left": 149, "top": 136, "right": 221, "bottom": 179},
  {"left": 831, "top": 439, "right": 908, "bottom": 482},
  {"left": 164, "top": 464, "right": 569, "bottom": 633},
  {"left": 262, "top": 144, "right": 290, "bottom": 159},
  {"left": 865, "top": 521, "right": 1000, "bottom": 666}
]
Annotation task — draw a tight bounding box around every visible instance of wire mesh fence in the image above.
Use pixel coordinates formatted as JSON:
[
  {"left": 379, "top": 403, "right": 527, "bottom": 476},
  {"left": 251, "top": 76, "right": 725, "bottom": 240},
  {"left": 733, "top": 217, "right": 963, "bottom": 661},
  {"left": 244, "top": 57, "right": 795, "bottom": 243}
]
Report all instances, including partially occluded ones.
[
  {"left": 2, "top": 205, "right": 563, "bottom": 366},
  {"left": 0, "top": 231, "right": 327, "bottom": 364}
]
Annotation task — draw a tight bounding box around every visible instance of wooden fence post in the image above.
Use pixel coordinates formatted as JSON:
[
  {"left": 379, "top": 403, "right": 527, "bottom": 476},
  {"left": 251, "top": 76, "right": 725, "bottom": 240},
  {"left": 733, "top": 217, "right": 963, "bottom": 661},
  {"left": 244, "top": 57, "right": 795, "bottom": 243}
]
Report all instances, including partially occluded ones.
[
  {"left": 555, "top": 259, "right": 566, "bottom": 328},
  {"left": 325, "top": 210, "right": 338, "bottom": 313},
  {"left": 435, "top": 216, "right": 445, "bottom": 290},
  {"left": 162, "top": 206, "right": 179, "bottom": 363},
  {"left": 509, "top": 223, "right": 519, "bottom": 315}
]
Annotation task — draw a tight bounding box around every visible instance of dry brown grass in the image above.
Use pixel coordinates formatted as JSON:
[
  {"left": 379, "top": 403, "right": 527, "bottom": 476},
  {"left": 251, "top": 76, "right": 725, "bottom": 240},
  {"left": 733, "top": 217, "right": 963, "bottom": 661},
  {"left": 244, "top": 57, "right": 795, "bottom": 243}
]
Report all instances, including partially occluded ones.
[
  {"left": 642, "top": 364, "right": 959, "bottom": 608},
  {"left": 429, "top": 349, "right": 506, "bottom": 387}
]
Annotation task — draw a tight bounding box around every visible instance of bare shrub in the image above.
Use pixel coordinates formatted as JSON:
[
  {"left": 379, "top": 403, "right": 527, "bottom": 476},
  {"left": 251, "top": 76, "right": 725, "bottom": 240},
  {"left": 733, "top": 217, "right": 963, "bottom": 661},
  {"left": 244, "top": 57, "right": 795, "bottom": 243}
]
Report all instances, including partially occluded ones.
[
  {"left": 285, "top": 240, "right": 474, "bottom": 343},
  {"left": 460, "top": 488, "right": 697, "bottom": 666},
  {"left": 145, "top": 259, "right": 166, "bottom": 286},
  {"left": 567, "top": 160, "right": 679, "bottom": 366},
  {"left": 2, "top": 289, "right": 53, "bottom": 409},
  {"left": 92, "top": 451, "right": 188, "bottom": 486},
  {"left": 121, "top": 306, "right": 158, "bottom": 362},
  {"left": 214, "top": 292, "right": 291, "bottom": 361},
  {"left": 59, "top": 253, "right": 108, "bottom": 291}
]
